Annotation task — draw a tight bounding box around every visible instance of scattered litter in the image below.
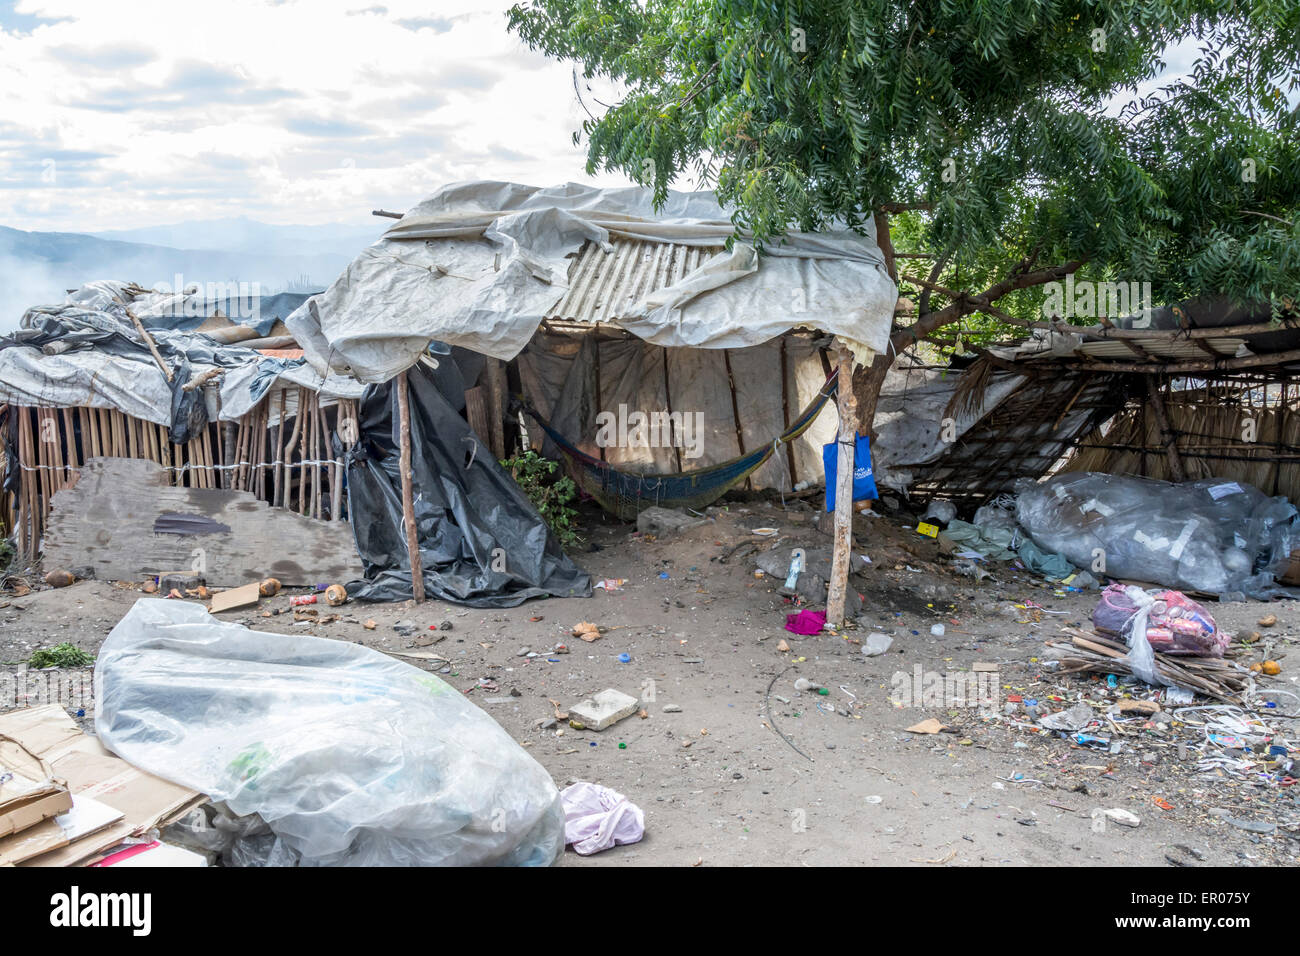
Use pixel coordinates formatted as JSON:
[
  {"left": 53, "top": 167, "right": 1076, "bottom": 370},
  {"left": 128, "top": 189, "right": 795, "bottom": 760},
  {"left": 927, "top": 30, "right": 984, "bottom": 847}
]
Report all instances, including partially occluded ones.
[
  {"left": 785, "top": 610, "right": 826, "bottom": 635},
  {"left": 906, "top": 718, "right": 950, "bottom": 735},
  {"left": 210, "top": 582, "right": 260, "bottom": 613},
  {"left": 1038, "top": 701, "right": 1096, "bottom": 732},
  {"left": 560, "top": 782, "right": 645, "bottom": 855},
  {"left": 862, "top": 632, "right": 894, "bottom": 656}
]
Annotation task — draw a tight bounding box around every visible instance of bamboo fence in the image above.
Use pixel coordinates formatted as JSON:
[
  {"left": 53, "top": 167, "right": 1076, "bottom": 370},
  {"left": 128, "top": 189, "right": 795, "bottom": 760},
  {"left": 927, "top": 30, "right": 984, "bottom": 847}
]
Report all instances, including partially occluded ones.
[{"left": 1, "top": 388, "right": 360, "bottom": 562}]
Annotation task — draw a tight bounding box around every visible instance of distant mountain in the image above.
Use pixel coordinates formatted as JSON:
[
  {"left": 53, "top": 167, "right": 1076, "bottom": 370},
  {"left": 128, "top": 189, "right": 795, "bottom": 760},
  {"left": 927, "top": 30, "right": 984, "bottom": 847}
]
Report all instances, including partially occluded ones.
[
  {"left": 88, "top": 216, "right": 386, "bottom": 259},
  {"left": 0, "top": 222, "right": 384, "bottom": 331}
]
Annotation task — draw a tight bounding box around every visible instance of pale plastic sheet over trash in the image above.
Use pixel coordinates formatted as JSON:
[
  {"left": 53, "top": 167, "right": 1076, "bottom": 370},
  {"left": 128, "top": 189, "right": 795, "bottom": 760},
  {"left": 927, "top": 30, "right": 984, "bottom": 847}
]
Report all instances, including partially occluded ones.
[
  {"left": 94, "top": 599, "right": 565, "bottom": 866},
  {"left": 1016, "top": 472, "right": 1299, "bottom": 599},
  {"left": 285, "top": 181, "right": 897, "bottom": 383}
]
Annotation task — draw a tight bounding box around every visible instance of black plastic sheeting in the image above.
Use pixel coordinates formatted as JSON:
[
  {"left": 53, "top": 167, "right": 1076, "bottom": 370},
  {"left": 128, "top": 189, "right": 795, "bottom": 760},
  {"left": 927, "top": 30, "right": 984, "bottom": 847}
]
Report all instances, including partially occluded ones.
[{"left": 344, "top": 358, "right": 591, "bottom": 607}]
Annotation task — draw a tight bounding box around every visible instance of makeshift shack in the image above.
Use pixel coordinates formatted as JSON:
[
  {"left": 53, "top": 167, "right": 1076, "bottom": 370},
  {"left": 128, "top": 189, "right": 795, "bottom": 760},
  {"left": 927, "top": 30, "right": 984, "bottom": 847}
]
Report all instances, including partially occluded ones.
[
  {"left": 287, "top": 181, "right": 899, "bottom": 615},
  {"left": 0, "top": 281, "right": 366, "bottom": 574},
  {"left": 0, "top": 276, "right": 593, "bottom": 605},
  {"left": 288, "top": 182, "right": 897, "bottom": 512},
  {"left": 872, "top": 299, "right": 1300, "bottom": 508}
]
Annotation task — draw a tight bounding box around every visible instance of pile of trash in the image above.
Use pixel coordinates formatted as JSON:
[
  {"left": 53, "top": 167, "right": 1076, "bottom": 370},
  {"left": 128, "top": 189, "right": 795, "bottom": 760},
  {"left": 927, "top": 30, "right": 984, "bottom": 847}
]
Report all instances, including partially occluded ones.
[
  {"left": 95, "top": 599, "right": 567, "bottom": 866},
  {"left": 1016, "top": 473, "right": 1299, "bottom": 600},
  {"left": 923, "top": 473, "right": 1299, "bottom": 600}
]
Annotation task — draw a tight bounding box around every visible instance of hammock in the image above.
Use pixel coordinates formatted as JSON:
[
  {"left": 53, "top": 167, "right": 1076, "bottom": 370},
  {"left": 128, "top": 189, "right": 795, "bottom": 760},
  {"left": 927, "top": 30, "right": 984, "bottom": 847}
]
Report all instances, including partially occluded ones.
[{"left": 524, "top": 373, "right": 837, "bottom": 520}]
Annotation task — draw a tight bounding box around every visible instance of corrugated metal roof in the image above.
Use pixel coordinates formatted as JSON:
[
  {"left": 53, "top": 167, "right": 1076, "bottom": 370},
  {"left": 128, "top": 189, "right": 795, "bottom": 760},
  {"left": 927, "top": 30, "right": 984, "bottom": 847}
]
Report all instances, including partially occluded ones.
[
  {"left": 549, "top": 239, "right": 724, "bottom": 325},
  {"left": 1076, "top": 336, "right": 1246, "bottom": 360}
]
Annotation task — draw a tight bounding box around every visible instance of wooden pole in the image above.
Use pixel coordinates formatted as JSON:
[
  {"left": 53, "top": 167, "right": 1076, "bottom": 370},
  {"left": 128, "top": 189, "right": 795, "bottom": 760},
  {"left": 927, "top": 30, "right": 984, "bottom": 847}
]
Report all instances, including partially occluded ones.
[
  {"left": 396, "top": 371, "right": 425, "bottom": 603},
  {"left": 125, "top": 308, "right": 173, "bottom": 383},
  {"left": 1146, "top": 376, "right": 1187, "bottom": 482},
  {"left": 484, "top": 357, "right": 507, "bottom": 459},
  {"left": 826, "top": 348, "right": 859, "bottom": 627}
]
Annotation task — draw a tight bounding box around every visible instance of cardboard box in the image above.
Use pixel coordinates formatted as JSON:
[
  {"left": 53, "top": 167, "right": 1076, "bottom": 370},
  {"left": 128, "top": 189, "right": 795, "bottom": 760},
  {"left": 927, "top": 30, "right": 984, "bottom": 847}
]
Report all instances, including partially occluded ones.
[
  {"left": 0, "top": 736, "right": 73, "bottom": 838},
  {"left": 0, "top": 705, "right": 202, "bottom": 867}
]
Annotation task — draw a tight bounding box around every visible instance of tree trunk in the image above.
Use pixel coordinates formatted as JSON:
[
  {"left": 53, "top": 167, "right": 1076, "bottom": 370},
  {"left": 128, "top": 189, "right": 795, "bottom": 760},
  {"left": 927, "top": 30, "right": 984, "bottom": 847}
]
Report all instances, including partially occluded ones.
[{"left": 852, "top": 353, "right": 893, "bottom": 441}]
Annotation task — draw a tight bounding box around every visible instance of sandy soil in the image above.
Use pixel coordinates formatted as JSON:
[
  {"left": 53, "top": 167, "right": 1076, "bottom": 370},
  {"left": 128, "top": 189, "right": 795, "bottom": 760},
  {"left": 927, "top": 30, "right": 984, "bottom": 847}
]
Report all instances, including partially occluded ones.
[{"left": 3, "top": 499, "right": 1298, "bottom": 867}]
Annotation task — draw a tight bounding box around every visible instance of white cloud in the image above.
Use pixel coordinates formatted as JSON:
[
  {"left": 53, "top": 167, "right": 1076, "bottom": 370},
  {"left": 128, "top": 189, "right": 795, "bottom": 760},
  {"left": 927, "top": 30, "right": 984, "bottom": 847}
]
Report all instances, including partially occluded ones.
[{"left": 0, "top": 0, "right": 633, "bottom": 230}]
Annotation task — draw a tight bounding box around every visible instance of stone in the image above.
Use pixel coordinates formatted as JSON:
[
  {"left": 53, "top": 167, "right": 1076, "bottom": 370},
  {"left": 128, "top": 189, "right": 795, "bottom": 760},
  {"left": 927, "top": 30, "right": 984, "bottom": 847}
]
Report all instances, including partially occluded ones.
[
  {"left": 568, "top": 688, "right": 640, "bottom": 731},
  {"left": 662, "top": 704, "right": 682, "bottom": 713},
  {"left": 795, "top": 572, "right": 826, "bottom": 604},
  {"left": 1101, "top": 808, "right": 1140, "bottom": 828},
  {"left": 636, "top": 507, "right": 706, "bottom": 537}
]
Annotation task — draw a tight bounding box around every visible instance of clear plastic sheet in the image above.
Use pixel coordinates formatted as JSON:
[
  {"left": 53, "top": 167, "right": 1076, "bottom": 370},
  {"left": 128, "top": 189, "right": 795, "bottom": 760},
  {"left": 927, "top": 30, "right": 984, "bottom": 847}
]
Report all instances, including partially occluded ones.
[
  {"left": 95, "top": 599, "right": 565, "bottom": 867},
  {"left": 1016, "top": 473, "right": 1299, "bottom": 599}
]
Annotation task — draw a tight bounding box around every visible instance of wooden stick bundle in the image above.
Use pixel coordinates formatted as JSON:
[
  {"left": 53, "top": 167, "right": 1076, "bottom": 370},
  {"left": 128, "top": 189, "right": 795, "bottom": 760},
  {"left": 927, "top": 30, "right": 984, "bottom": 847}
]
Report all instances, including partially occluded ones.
[{"left": 1045, "top": 627, "right": 1257, "bottom": 704}]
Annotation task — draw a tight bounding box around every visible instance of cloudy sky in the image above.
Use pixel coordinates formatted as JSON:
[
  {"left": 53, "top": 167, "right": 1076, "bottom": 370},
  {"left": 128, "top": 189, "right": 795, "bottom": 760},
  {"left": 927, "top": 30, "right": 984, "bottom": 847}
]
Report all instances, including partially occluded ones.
[
  {"left": 0, "top": 0, "right": 635, "bottom": 232},
  {"left": 0, "top": 1, "right": 1218, "bottom": 235}
]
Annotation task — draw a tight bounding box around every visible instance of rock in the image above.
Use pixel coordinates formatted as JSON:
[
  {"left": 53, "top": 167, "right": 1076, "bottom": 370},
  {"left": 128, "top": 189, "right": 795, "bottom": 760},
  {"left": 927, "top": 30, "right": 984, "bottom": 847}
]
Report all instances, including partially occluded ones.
[
  {"left": 662, "top": 704, "right": 682, "bottom": 713},
  {"left": 862, "top": 632, "right": 894, "bottom": 656},
  {"left": 636, "top": 507, "right": 706, "bottom": 537},
  {"left": 517, "top": 647, "right": 530, "bottom": 657},
  {"left": 159, "top": 571, "right": 203, "bottom": 593},
  {"left": 795, "top": 572, "right": 827, "bottom": 604},
  {"left": 1101, "top": 808, "right": 1140, "bottom": 828},
  {"left": 568, "top": 688, "right": 640, "bottom": 731},
  {"left": 43, "top": 569, "right": 75, "bottom": 588}
]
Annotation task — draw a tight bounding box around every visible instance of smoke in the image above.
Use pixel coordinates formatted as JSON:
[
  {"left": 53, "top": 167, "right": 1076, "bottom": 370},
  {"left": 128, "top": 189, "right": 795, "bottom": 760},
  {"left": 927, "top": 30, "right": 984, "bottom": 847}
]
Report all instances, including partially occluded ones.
[{"left": 0, "top": 254, "right": 68, "bottom": 332}]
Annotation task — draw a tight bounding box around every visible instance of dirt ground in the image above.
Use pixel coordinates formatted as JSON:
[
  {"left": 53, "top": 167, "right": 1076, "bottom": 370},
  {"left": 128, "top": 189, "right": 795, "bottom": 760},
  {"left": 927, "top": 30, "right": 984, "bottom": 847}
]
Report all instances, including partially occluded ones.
[{"left": 3, "top": 498, "right": 1299, "bottom": 867}]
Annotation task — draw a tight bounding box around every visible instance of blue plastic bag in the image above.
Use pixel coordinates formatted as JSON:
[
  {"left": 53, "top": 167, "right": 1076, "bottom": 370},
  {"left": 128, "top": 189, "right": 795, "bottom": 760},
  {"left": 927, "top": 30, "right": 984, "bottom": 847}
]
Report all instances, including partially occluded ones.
[{"left": 823, "top": 435, "right": 878, "bottom": 511}]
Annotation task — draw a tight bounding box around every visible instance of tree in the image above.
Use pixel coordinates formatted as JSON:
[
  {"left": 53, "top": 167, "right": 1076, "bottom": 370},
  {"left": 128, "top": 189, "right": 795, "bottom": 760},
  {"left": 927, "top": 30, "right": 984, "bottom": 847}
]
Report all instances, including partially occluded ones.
[{"left": 507, "top": 0, "right": 1300, "bottom": 426}]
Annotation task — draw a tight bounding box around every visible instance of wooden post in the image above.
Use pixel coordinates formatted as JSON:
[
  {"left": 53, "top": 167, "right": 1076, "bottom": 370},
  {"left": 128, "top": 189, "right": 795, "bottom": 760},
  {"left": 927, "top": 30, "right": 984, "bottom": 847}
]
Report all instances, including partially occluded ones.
[
  {"left": 396, "top": 371, "right": 425, "bottom": 603},
  {"left": 484, "top": 357, "right": 508, "bottom": 459},
  {"left": 1146, "top": 376, "right": 1187, "bottom": 482},
  {"left": 826, "top": 348, "right": 858, "bottom": 626}
]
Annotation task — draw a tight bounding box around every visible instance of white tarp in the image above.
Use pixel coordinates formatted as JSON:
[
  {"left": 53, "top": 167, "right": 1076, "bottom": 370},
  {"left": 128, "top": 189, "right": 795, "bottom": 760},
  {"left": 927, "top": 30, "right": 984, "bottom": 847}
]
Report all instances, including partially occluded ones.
[
  {"left": 0, "top": 291, "right": 363, "bottom": 425},
  {"left": 286, "top": 181, "right": 897, "bottom": 383}
]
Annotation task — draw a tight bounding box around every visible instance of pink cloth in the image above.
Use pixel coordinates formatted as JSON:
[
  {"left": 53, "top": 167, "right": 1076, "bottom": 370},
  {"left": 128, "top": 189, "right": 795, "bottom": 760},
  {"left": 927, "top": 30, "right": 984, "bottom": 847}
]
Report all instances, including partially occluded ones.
[
  {"left": 785, "top": 609, "right": 826, "bottom": 635},
  {"left": 560, "top": 781, "right": 645, "bottom": 855}
]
